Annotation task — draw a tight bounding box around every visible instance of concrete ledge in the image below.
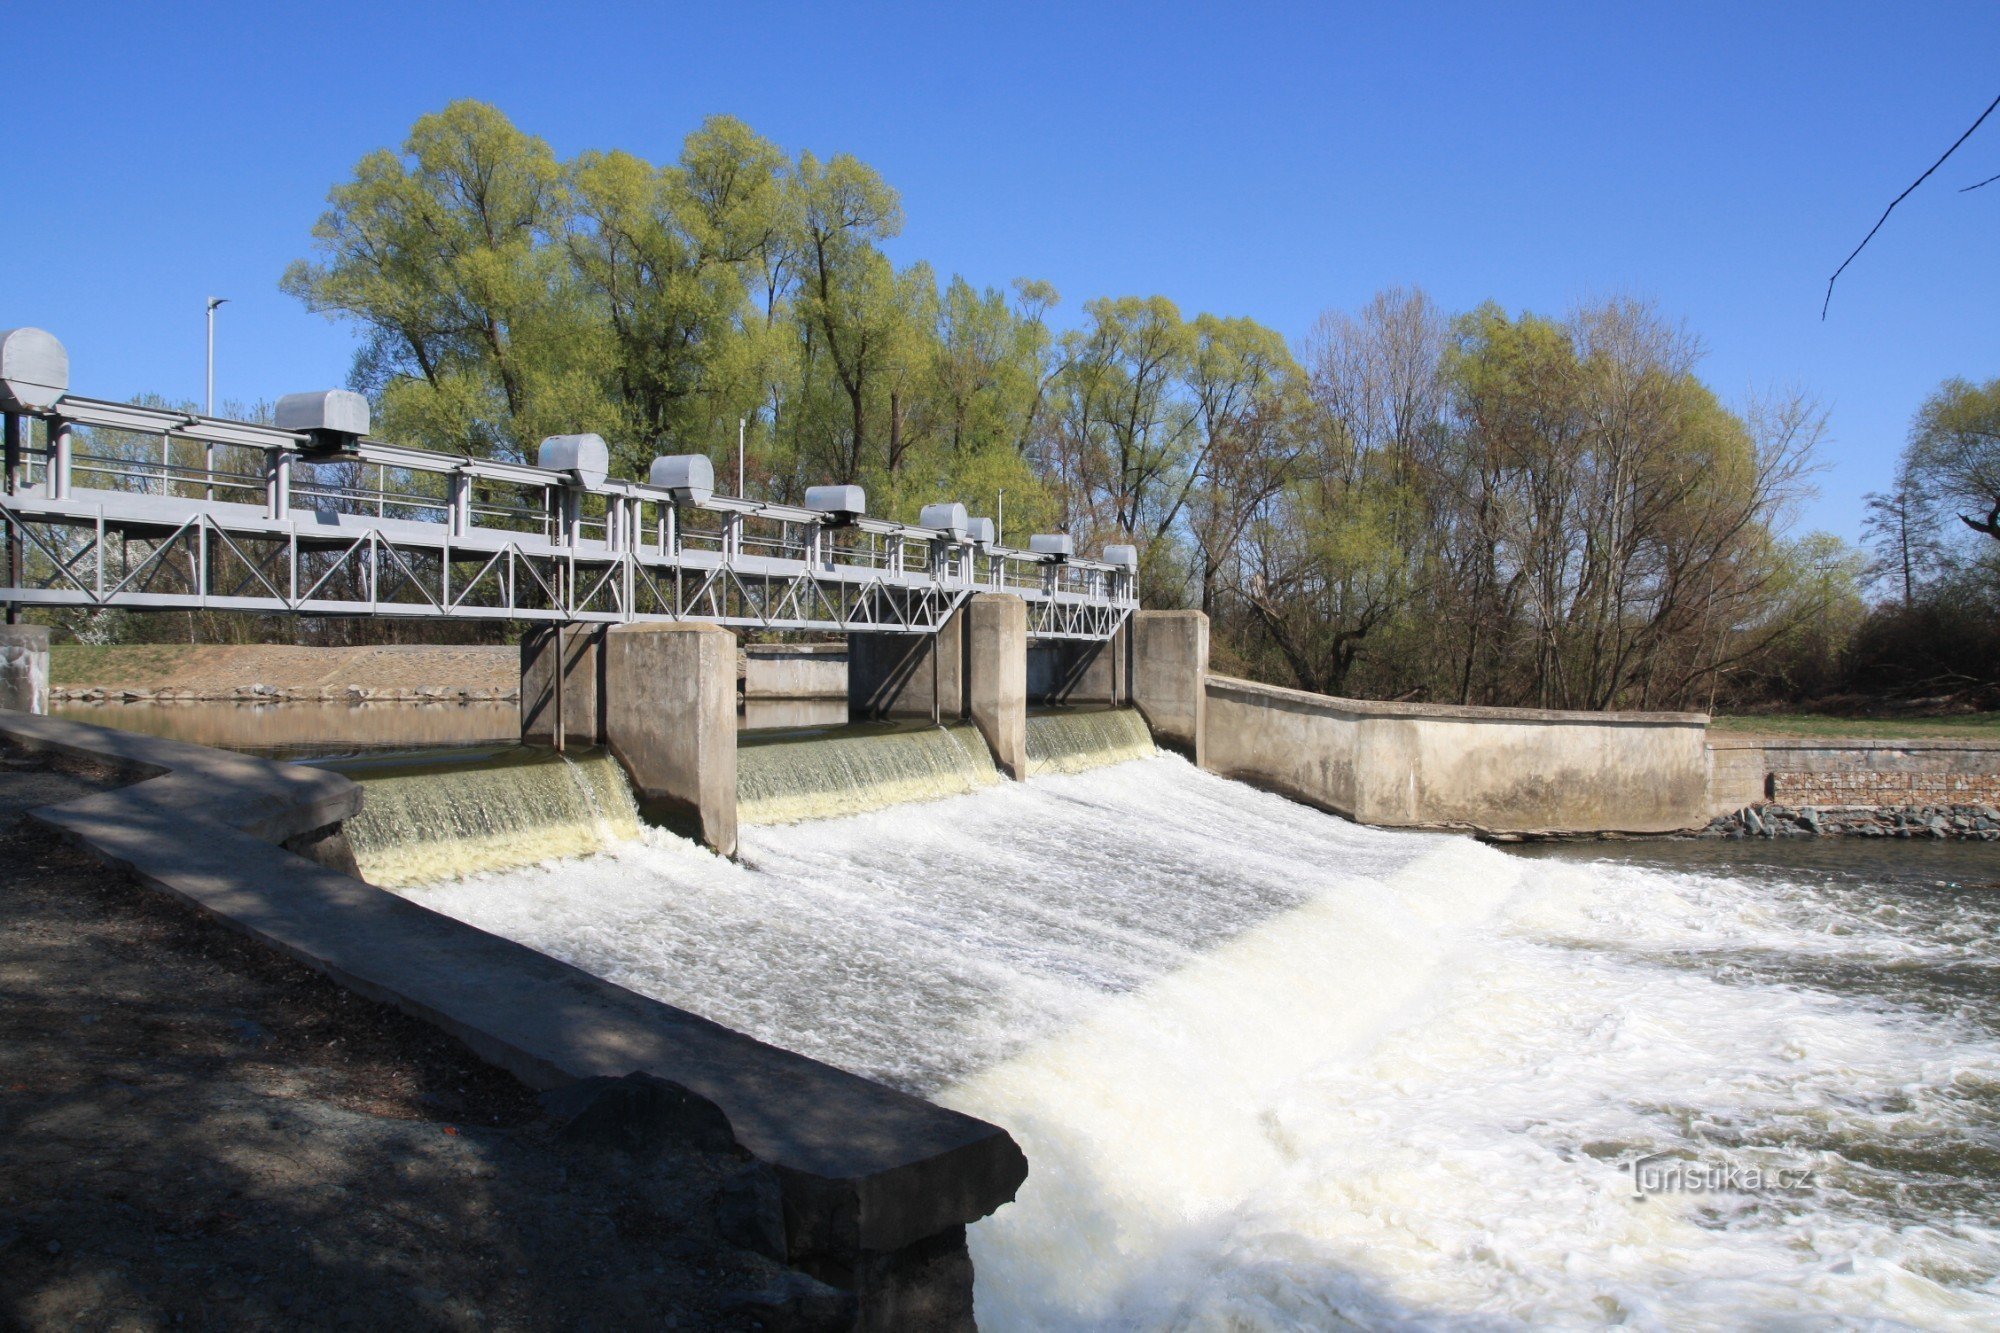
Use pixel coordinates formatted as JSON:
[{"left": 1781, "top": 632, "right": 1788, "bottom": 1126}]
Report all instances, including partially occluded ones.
[
  {"left": 1205, "top": 674, "right": 1711, "bottom": 834},
  {"left": 0, "top": 711, "right": 1026, "bottom": 1270},
  {"left": 1208, "top": 675, "right": 1707, "bottom": 728},
  {"left": 743, "top": 644, "right": 848, "bottom": 700}
]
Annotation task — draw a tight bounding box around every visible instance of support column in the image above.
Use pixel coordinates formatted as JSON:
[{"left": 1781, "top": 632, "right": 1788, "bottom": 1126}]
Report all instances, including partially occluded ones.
[
  {"left": 965, "top": 594, "right": 1027, "bottom": 780},
  {"left": 603, "top": 623, "right": 738, "bottom": 858},
  {"left": 520, "top": 624, "right": 604, "bottom": 748},
  {"left": 848, "top": 615, "right": 964, "bottom": 723},
  {"left": 1130, "top": 610, "right": 1207, "bottom": 764},
  {"left": 0, "top": 624, "right": 49, "bottom": 715}
]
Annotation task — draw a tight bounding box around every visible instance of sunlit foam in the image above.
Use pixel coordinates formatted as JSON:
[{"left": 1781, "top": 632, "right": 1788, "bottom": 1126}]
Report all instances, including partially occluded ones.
[{"left": 397, "top": 755, "right": 2000, "bottom": 1328}]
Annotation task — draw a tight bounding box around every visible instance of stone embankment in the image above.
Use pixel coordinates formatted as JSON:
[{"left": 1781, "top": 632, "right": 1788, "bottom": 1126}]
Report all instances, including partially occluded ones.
[
  {"left": 52, "top": 683, "right": 514, "bottom": 703},
  {"left": 49, "top": 644, "right": 520, "bottom": 704},
  {"left": 1704, "top": 803, "right": 2000, "bottom": 841}
]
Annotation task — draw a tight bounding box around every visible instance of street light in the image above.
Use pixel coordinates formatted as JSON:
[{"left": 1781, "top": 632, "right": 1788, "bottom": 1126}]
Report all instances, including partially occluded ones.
[
  {"left": 201, "top": 297, "right": 229, "bottom": 499},
  {"left": 205, "top": 297, "right": 228, "bottom": 416}
]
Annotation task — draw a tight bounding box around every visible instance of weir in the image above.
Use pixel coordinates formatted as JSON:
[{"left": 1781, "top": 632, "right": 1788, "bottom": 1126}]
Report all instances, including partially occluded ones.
[
  {"left": 332, "top": 746, "right": 640, "bottom": 888},
  {"left": 739, "top": 722, "right": 1001, "bottom": 826},
  {"left": 1024, "top": 707, "right": 1155, "bottom": 776}
]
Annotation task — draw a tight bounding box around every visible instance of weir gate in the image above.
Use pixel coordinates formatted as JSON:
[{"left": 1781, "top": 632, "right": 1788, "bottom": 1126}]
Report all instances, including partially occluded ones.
[{"left": 0, "top": 327, "right": 1208, "bottom": 855}]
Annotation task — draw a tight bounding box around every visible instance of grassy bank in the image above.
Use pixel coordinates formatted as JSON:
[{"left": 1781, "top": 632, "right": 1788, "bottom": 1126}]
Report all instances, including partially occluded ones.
[{"left": 1710, "top": 713, "right": 2000, "bottom": 741}]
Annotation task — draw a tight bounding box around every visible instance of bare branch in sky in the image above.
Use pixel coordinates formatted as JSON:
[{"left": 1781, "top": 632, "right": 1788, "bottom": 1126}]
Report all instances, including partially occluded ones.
[{"left": 1821, "top": 91, "right": 2000, "bottom": 319}]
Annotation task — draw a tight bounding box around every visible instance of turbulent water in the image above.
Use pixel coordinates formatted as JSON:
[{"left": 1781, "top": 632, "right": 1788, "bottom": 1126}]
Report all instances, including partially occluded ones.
[
  {"left": 736, "top": 721, "right": 1001, "bottom": 825},
  {"left": 1026, "top": 706, "right": 1157, "bottom": 776},
  {"left": 397, "top": 755, "right": 2000, "bottom": 1329},
  {"left": 335, "top": 747, "right": 640, "bottom": 888}
]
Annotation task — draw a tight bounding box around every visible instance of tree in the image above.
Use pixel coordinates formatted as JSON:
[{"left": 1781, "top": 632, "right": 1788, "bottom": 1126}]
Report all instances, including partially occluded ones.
[
  {"left": 283, "top": 100, "right": 597, "bottom": 461},
  {"left": 1905, "top": 377, "right": 2000, "bottom": 541},
  {"left": 1861, "top": 479, "right": 1947, "bottom": 605},
  {"left": 566, "top": 116, "right": 788, "bottom": 473}
]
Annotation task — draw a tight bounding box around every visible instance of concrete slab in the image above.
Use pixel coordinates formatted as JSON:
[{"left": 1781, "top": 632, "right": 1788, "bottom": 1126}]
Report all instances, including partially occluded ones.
[{"left": 0, "top": 710, "right": 1027, "bottom": 1271}]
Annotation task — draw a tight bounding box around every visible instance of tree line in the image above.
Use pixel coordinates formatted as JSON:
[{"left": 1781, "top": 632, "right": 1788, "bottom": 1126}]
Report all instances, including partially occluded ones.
[
  {"left": 87, "top": 99, "right": 1997, "bottom": 713},
  {"left": 269, "top": 99, "right": 1871, "bottom": 710}
]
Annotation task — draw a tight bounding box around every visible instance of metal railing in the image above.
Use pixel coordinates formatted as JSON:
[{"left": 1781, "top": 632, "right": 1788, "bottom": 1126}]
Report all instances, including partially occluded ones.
[{"left": 0, "top": 395, "right": 1136, "bottom": 639}]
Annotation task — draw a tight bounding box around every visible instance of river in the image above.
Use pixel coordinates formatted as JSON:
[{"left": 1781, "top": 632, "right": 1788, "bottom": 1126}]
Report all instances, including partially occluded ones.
[{"left": 389, "top": 753, "right": 2000, "bottom": 1329}]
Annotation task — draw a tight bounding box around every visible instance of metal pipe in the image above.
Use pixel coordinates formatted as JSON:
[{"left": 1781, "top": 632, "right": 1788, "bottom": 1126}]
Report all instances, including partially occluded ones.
[
  {"left": 3, "top": 413, "right": 17, "bottom": 624},
  {"left": 205, "top": 297, "right": 227, "bottom": 415},
  {"left": 49, "top": 420, "right": 72, "bottom": 501}
]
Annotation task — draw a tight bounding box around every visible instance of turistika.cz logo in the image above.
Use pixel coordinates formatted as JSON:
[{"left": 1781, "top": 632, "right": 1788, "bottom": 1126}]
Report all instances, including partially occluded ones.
[{"left": 1619, "top": 1151, "right": 1816, "bottom": 1201}]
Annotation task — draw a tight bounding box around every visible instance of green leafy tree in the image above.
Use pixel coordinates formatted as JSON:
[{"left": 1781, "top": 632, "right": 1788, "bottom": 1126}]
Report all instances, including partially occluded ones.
[
  {"left": 283, "top": 100, "right": 602, "bottom": 460},
  {"left": 1906, "top": 377, "right": 2000, "bottom": 541}
]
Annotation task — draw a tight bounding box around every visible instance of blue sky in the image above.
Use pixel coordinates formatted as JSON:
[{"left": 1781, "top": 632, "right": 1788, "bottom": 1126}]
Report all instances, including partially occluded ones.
[{"left": 6, "top": 1, "right": 1997, "bottom": 543}]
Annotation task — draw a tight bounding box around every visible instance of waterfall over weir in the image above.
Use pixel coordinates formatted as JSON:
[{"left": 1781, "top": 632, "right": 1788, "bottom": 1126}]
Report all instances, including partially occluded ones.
[
  {"left": 1025, "top": 706, "right": 1156, "bottom": 775},
  {"left": 401, "top": 757, "right": 2000, "bottom": 1329},
  {"left": 333, "top": 747, "right": 640, "bottom": 888},
  {"left": 735, "top": 707, "right": 1157, "bottom": 826},
  {"left": 736, "top": 721, "right": 999, "bottom": 826}
]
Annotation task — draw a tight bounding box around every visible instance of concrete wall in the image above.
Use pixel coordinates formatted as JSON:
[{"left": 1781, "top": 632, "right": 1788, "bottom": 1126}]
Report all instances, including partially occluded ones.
[
  {"left": 965, "top": 595, "right": 1028, "bottom": 780},
  {"left": 1205, "top": 674, "right": 1712, "bottom": 834},
  {"left": 849, "top": 620, "right": 963, "bottom": 722},
  {"left": 1706, "top": 736, "right": 2000, "bottom": 815},
  {"left": 1027, "top": 625, "right": 1126, "bottom": 707},
  {"left": 1131, "top": 611, "right": 1207, "bottom": 762},
  {"left": 0, "top": 624, "right": 49, "bottom": 715},
  {"left": 742, "top": 644, "right": 847, "bottom": 700}
]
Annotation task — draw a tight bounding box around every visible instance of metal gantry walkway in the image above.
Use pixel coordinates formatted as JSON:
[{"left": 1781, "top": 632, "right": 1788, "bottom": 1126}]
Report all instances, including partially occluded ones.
[{"left": 0, "top": 330, "right": 1136, "bottom": 640}]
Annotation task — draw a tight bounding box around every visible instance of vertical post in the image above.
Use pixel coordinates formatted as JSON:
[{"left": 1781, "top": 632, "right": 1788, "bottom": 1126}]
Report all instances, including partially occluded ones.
[
  {"left": 966, "top": 594, "right": 1028, "bottom": 779},
  {"left": 266, "top": 451, "right": 293, "bottom": 521},
  {"left": 1129, "top": 610, "right": 1209, "bottom": 765},
  {"left": 49, "top": 419, "right": 72, "bottom": 501},
  {"left": 604, "top": 623, "right": 738, "bottom": 857},
  {"left": 554, "top": 625, "right": 566, "bottom": 753},
  {"left": 204, "top": 295, "right": 228, "bottom": 424},
  {"left": 3, "top": 413, "right": 19, "bottom": 624},
  {"left": 0, "top": 624, "right": 49, "bottom": 714}
]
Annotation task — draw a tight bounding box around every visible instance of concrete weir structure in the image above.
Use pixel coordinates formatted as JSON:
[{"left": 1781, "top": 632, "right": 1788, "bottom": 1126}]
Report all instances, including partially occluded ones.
[
  {"left": 0, "top": 710, "right": 1027, "bottom": 1326},
  {"left": 1204, "top": 674, "right": 1712, "bottom": 834}
]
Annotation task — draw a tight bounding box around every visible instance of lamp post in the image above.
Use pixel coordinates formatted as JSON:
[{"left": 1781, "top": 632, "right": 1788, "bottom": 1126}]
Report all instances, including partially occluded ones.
[{"left": 205, "top": 297, "right": 228, "bottom": 415}]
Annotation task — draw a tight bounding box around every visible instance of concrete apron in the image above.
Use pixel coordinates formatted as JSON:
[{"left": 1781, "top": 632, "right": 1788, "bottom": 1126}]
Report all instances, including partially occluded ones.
[{"left": 0, "top": 711, "right": 1025, "bottom": 1325}]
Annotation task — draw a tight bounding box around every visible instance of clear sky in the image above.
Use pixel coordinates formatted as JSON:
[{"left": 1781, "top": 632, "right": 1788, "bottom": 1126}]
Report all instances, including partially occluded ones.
[{"left": 6, "top": 1, "right": 1997, "bottom": 543}]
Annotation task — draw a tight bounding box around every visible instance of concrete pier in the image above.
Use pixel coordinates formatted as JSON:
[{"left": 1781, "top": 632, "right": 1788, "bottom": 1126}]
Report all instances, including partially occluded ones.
[
  {"left": 965, "top": 595, "right": 1028, "bottom": 779},
  {"left": 848, "top": 618, "right": 964, "bottom": 723},
  {"left": 603, "top": 622, "right": 739, "bottom": 857},
  {"left": 0, "top": 624, "right": 49, "bottom": 715},
  {"left": 1131, "top": 610, "right": 1207, "bottom": 762}
]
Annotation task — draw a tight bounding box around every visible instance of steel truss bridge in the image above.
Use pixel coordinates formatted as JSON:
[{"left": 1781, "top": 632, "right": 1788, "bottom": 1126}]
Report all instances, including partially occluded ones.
[{"left": 0, "top": 385, "right": 1135, "bottom": 643}]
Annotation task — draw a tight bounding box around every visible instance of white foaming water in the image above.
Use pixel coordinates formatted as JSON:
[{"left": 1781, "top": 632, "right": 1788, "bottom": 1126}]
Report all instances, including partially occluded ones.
[{"left": 399, "top": 756, "right": 2000, "bottom": 1329}]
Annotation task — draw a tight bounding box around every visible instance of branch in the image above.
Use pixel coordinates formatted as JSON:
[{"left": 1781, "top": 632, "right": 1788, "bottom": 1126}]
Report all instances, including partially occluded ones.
[
  {"left": 1823, "top": 90, "right": 2000, "bottom": 319},
  {"left": 1959, "top": 501, "right": 2000, "bottom": 539}
]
